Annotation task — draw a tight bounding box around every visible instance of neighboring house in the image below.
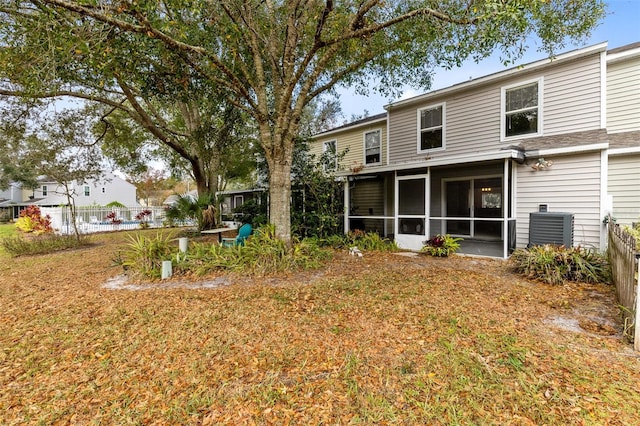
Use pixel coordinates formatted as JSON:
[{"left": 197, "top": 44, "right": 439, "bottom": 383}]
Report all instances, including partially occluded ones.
[
  {"left": 219, "top": 189, "right": 265, "bottom": 221},
  {"left": 5, "top": 172, "right": 138, "bottom": 218},
  {"left": 311, "top": 41, "right": 640, "bottom": 258}
]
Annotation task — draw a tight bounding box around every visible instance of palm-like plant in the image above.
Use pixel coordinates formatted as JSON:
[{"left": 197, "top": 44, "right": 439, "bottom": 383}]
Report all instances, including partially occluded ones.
[{"left": 165, "top": 193, "right": 217, "bottom": 231}]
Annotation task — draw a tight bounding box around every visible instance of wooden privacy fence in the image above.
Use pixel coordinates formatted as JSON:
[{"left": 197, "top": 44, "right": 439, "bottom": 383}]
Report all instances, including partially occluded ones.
[{"left": 607, "top": 218, "right": 640, "bottom": 350}]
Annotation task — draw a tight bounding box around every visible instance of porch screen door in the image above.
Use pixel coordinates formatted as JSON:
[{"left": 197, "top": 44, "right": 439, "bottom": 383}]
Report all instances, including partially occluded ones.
[
  {"left": 445, "top": 180, "right": 471, "bottom": 236},
  {"left": 396, "top": 176, "right": 427, "bottom": 251}
]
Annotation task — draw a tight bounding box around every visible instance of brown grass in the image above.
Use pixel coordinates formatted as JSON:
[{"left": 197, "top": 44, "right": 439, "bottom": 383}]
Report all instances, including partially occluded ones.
[{"left": 1, "top": 229, "right": 639, "bottom": 425}]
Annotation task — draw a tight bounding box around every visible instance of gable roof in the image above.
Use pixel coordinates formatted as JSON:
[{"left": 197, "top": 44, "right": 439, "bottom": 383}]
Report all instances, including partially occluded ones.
[{"left": 314, "top": 112, "right": 387, "bottom": 138}]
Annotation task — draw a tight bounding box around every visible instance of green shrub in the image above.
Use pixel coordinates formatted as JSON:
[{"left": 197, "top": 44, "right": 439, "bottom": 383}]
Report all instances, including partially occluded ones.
[
  {"left": 314, "top": 230, "right": 398, "bottom": 252},
  {"left": 622, "top": 225, "right": 640, "bottom": 250},
  {"left": 181, "top": 225, "right": 333, "bottom": 276},
  {"left": 1, "top": 234, "right": 90, "bottom": 257},
  {"left": 510, "top": 245, "right": 610, "bottom": 285},
  {"left": 116, "top": 232, "right": 177, "bottom": 278},
  {"left": 15, "top": 205, "right": 53, "bottom": 235},
  {"left": 421, "top": 234, "right": 462, "bottom": 257}
]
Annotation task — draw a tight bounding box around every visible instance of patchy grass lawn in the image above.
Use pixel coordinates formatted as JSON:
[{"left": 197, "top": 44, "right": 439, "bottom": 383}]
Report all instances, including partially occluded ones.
[
  {"left": 0, "top": 222, "right": 16, "bottom": 238},
  {"left": 0, "top": 230, "right": 638, "bottom": 424}
]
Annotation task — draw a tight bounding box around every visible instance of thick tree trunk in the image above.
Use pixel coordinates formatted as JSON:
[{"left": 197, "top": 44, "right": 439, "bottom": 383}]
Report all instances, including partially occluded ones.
[
  {"left": 262, "top": 124, "right": 295, "bottom": 247},
  {"left": 268, "top": 159, "right": 293, "bottom": 245}
]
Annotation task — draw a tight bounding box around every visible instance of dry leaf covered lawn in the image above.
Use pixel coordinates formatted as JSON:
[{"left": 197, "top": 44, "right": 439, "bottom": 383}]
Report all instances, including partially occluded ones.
[{"left": 1, "top": 230, "right": 639, "bottom": 425}]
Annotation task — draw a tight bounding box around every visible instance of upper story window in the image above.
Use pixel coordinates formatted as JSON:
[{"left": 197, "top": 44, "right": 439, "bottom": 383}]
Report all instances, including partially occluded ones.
[
  {"left": 42, "top": 185, "right": 47, "bottom": 196},
  {"left": 322, "top": 140, "right": 337, "bottom": 171},
  {"left": 417, "top": 104, "right": 445, "bottom": 152},
  {"left": 84, "top": 185, "right": 90, "bottom": 197},
  {"left": 364, "top": 129, "right": 381, "bottom": 165},
  {"left": 502, "top": 78, "right": 542, "bottom": 140}
]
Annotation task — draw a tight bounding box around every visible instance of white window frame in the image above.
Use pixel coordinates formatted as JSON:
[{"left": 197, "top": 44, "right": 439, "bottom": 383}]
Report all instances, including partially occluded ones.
[
  {"left": 42, "top": 185, "right": 47, "bottom": 197},
  {"left": 234, "top": 195, "right": 244, "bottom": 208},
  {"left": 501, "top": 77, "right": 543, "bottom": 142},
  {"left": 363, "top": 129, "right": 382, "bottom": 165},
  {"left": 322, "top": 139, "right": 338, "bottom": 171},
  {"left": 84, "top": 185, "right": 91, "bottom": 197},
  {"left": 417, "top": 103, "right": 446, "bottom": 153}
]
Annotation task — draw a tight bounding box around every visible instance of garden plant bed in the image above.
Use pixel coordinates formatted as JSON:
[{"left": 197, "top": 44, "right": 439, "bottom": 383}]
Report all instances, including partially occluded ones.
[{"left": 1, "top": 229, "right": 639, "bottom": 424}]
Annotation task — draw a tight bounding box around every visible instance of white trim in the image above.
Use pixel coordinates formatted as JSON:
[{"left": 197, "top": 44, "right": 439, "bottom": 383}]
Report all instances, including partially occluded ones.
[
  {"left": 395, "top": 173, "right": 429, "bottom": 250},
  {"left": 417, "top": 102, "right": 446, "bottom": 153},
  {"left": 599, "top": 150, "right": 608, "bottom": 251},
  {"left": 322, "top": 139, "right": 338, "bottom": 170},
  {"left": 343, "top": 179, "right": 349, "bottom": 234},
  {"left": 600, "top": 51, "right": 607, "bottom": 129},
  {"left": 501, "top": 77, "right": 543, "bottom": 142},
  {"left": 363, "top": 128, "right": 382, "bottom": 166},
  {"left": 386, "top": 42, "right": 607, "bottom": 110},
  {"left": 608, "top": 146, "right": 640, "bottom": 156},
  {"left": 533, "top": 142, "right": 609, "bottom": 157},
  {"left": 336, "top": 149, "right": 520, "bottom": 176},
  {"left": 607, "top": 46, "right": 640, "bottom": 64},
  {"left": 503, "top": 159, "right": 509, "bottom": 259},
  {"left": 386, "top": 115, "right": 390, "bottom": 166},
  {"left": 314, "top": 116, "right": 387, "bottom": 138}
]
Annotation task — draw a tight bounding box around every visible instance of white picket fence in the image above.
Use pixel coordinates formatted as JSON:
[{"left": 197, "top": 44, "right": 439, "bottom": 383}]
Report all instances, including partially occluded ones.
[{"left": 40, "top": 206, "right": 174, "bottom": 235}]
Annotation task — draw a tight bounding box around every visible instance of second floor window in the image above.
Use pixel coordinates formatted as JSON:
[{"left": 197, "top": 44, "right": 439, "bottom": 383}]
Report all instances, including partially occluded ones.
[
  {"left": 364, "top": 130, "right": 381, "bottom": 164},
  {"left": 418, "top": 104, "right": 444, "bottom": 151},
  {"left": 322, "top": 140, "right": 337, "bottom": 171},
  {"left": 504, "top": 80, "right": 540, "bottom": 138},
  {"left": 84, "top": 185, "right": 90, "bottom": 197}
]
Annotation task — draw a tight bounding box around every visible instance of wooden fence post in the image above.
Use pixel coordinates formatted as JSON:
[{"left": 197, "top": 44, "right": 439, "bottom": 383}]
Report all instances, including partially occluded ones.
[{"left": 635, "top": 254, "right": 640, "bottom": 352}]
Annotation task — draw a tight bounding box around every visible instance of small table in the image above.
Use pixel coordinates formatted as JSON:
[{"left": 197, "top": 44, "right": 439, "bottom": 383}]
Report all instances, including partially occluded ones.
[{"left": 200, "top": 227, "right": 231, "bottom": 243}]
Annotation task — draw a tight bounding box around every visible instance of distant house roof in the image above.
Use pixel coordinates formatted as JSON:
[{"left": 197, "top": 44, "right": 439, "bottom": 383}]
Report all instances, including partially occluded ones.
[
  {"left": 607, "top": 41, "right": 640, "bottom": 55},
  {"left": 314, "top": 112, "right": 387, "bottom": 137}
]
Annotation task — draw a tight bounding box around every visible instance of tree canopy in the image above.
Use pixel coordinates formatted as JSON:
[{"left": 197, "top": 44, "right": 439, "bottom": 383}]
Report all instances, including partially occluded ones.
[{"left": 0, "top": 0, "right": 606, "bottom": 244}]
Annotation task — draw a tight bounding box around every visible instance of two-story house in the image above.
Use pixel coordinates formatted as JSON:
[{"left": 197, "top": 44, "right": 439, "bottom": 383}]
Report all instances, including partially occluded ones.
[
  {"left": 312, "top": 41, "right": 640, "bottom": 258},
  {"left": 2, "top": 172, "right": 138, "bottom": 218}
]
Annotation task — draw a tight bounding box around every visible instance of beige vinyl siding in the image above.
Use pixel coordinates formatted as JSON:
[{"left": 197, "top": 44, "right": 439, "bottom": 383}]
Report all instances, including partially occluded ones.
[
  {"left": 388, "top": 53, "right": 602, "bottom": 164},
  {"left": 542, "top": 57, "right": 601, "bottom": 134},
  {"left": 515, "top": 152, "right": 602, "bottom": 248},
  {"left": 607, "top": 57, "right": 640, "bottom": 132},
  {"left": 310, "top": 123, "right": 386, "bottom": 170},
  {"left": 608, "top": 154, "right": 640, "bottom": 225}
]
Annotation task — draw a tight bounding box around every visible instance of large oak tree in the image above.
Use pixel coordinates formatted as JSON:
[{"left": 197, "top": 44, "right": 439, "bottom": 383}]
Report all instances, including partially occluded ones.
[{"left": 0, "top": 0, "right": 605, "bottom": 244}]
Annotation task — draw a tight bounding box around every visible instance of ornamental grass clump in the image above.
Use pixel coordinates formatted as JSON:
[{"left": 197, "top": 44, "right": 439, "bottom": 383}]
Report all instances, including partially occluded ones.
[
  {"left": 1, "top": 234, "right": 90, "bottom": 257},
  {"left": 116, "top": 232, "right": 177, "bottom": 279},
  {"left": 315, "top": 230, "right": 398, "bottom": 252},
  {"left": 421, "top": 234, "right": 462, "bottom": 257},
  {"left": 510, "top": 244, "right": 610, "bottom": 285},
  {"left": 184, "top": 225, "right": 333, "bottom": 276}
]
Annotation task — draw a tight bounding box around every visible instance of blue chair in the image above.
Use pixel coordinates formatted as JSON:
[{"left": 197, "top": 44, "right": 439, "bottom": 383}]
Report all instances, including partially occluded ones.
[{"left": 221, "top": 223, "right": 252, "bottom": 247}]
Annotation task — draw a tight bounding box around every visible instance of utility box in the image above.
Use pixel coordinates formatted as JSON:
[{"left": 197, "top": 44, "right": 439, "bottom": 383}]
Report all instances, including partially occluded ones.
[{"left": 528, "top": 212, "right": 574, "bottom": 247}]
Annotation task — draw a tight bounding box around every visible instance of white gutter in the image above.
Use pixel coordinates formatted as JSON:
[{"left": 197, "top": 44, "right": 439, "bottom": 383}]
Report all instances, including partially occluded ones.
[
  {"left": 608, "top": 146, "right": 640, "bottom": 156},
  {"left": 335, "top": 149, "right": 522, "bottom": 177},
  {"left": 607, "top": 46, "right": 640, "bottom": 64},
  {"left": 314, "top": 116, "right": 387, "bottom": 138},
  {"left": 531, "top": 142, "right": 609, "bottom": 157}
]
